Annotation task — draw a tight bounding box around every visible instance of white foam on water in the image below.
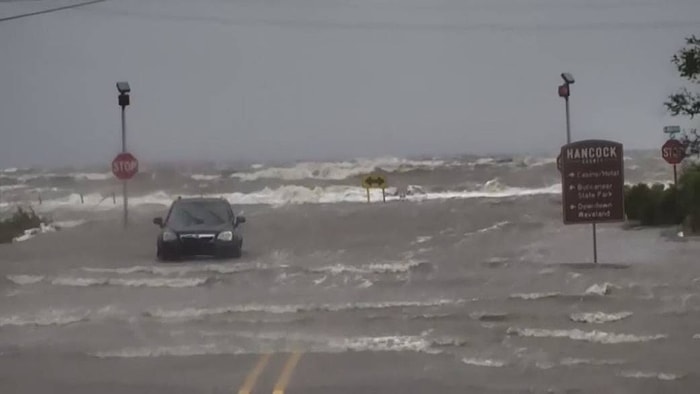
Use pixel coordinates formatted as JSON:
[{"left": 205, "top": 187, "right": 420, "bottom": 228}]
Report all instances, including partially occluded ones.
[
  {"left": 10, "top": 220, "right": 87, "bottom": 243},
  {"left": 507, "top": 327, "right": 667, "bottom": 344},
  {"left": 461, "top": 358, "right": 507, "bottom": 367},
  {"left": 332, "top": 335, "right": 430, "bottom": 352},
  {"left": 148, "top": 298, "right": 470, "bottom": 320},
  {"left": 357, "top": 278, "right": 374, "bottom": 288},
  {"left": 6, "top": 275, "right": 44, "bottom": 285},
  {"left": 230, "top": 157, "right": 449, "bottom": 181},
  {"left": 93, "top": 343, "right": 248, "bottom": 358},
  {"left": 48, "top": 276, "right": 210, "bottom": 288},
  {"left": 560, "top": 357, "right": 625, "bottom": 366},
  {"left": 310, "top": 260, "right": 429, "bottom": 275},
  {"left": 414, "top": 236, "right": 432, "bottom": 244},
  {"left": 509, "top": 292, "right": 561, "bottom": 300},
  {"left": 190, "top": 174, "right": 220, "bottom": 181},
  {"left": 0, "top": 184, "right": 27, "bottom": 191},
  {"left": 479, "top": 221, "right": 510, "bottom": 232},
  {"left": 585, "top": 282, "right": 618, "bottom": 296},
  {"left": 12, "top": 223, "right": 58, "bottom": 242},
  {"left": 0, "top": 309, "right": 89, "bottom": 327},
  {"left": 570, "top": 311, "right": 632, "bottom": 324},
  {"left": 82, "top": 262, "right": 258, "bottom": 276},
  {"left": 29, "top": 182, "right": 562, "bottom": 211},
  {"left": 618, "top": 370, "right": 684, "bottom": 381},
  {"left": 71, "top": 172, "right": 113, "bottom": 181},
  {"left": 94, "top": 333, "right": 441, "bottom": 358}
]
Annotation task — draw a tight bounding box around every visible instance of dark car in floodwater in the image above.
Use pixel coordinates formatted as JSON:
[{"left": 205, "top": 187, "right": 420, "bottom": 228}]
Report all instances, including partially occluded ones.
[{"left": 153, "top": 197, "right": 245, "bottom": 261}]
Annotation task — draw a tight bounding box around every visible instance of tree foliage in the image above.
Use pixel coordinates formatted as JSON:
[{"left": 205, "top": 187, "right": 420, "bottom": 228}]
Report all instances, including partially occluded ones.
[{"left": 665, "top": 35, "right": 700, "bottom": 118}]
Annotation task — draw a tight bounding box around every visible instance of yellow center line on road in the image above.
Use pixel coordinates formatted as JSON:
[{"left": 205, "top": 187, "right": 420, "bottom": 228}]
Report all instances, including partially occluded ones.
[
  {"left": 272, "top": 352, "right": 303, "bottom": 394},
  {"left": 238, "top": 353, "right": 272, "bottom": 394}
]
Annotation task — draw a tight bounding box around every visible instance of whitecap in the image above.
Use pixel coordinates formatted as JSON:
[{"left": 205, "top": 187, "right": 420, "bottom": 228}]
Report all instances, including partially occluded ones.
[
  {"left": 569, "top": 311, "right": 633, "bottom": 324},
  {"left": 462, "top": 358, "right": 506, "bottom": 367},
  {"left": 0, "top": 309, "right": 88, "bottom": 327},
  {"left": 50, "top": 276, "right": 210, "bottom": 288},
  {"left": 507, "top": 327, "right": 666, "bottom": 344},
  {"left": 7, "top": 275, "right": 44, "bottom": 285},
  {"left": 618, "top": 370, "right": 683, "bottom": 380},
  {"left": 147, "top": 298, "right": 470, "bottom": 320},
  {"left": 560, "top": 357, "right": 625, "bottom": 366},
  {"left": 509, "top": 292, "right": 560, "bottom": 300},
  {"left": 585, "top": 283, "right": 618, "bottom": 296}
]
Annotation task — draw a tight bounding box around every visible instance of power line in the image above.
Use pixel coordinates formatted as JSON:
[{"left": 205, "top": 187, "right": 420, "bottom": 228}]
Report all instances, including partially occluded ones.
[
  {"left": 0, "top": 0, "right": 108, "bottom": 23},
  {"left": 78, "top": 7, "right": 700, "bottom": 33}
]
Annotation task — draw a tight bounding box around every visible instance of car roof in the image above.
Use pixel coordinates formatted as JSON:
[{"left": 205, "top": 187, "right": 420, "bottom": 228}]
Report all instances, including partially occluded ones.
[{"left": 173, "top": 197, "right": 230, "bottom": 204}]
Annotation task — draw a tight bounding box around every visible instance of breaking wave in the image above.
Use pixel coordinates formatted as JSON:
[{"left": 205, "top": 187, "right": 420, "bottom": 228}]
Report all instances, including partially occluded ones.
[
  {"left": 560, "top": 357, "right": 625, "bottom": 366},
  {"left": 461, "top": 358, "right": 507, "bottom": 367},
  {"left": 54, "top": 276, "right": 211, "bottom": 288},
  {"left": 92, "top": 333, "right": 464, "bottom": 358},
  {"left": 29, "top": 182, "right": 561, "bottom": 211},
  {"left": 93, "top": 343, "right": 248, "bottom": 358},
  {"left": 509, "top": 292, "right": 561, "bottom": 300},
  {"left": 506, "top": 327, "right": 667, "bottom": 344},
  {"left": 585, "top": 283, "right": 619, "bottom": 296},
  {"left": 7, "top": 275, "right": 44, "bottom": 285},
  {"left": 146, "top": 298, "right": 471, "bottom": 320},
  {"left": 308, "top": 260, "right": 431, "bottom": 275},
  {"left": 8, "top": 275, "right": 212, "bottom": 288},
  {"left": 82, "top": 262, "right": 262, "bottom": 276},
  {"left": 569, "top": 311, "right": 632, "bottom": 324},
  {"left": 0, "top": 309, "right": 89, "bottom": 327},
  {"left": 618, "top": 370, "right": 684, "bottom": 381},
  {"left": 230, "top": 157, "right": 452, "bottom": 181}
]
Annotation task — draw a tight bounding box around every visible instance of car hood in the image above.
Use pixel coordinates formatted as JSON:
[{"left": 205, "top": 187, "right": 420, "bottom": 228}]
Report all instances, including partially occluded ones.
[{"left": 167, "top": 223, "right": 234, "bottom": 233}]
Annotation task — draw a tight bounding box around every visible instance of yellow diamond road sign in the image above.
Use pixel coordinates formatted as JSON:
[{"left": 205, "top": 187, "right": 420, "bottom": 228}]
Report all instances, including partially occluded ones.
[{"left": 362, "top": 174, "right": 387, "bottom": 189}]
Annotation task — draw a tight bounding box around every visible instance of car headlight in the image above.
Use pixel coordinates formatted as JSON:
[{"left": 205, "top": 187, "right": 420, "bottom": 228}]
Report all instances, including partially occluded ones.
[
  {"left": 217, "top": 231, "right": 233, "bottom": 241},
  {"left": 162, "top": 231, "right": 177, "bottom": 242}
]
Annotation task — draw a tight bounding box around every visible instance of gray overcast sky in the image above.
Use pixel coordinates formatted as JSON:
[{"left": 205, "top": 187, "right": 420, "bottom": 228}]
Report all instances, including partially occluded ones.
[{"left": 1, "top": 0, "right": 699, "bottom": 168}]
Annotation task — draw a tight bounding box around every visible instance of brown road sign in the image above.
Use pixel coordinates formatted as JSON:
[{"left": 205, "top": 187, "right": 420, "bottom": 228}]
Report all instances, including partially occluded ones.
[{"left": 560, "top": 140, "right": 625, "bottom": 225}]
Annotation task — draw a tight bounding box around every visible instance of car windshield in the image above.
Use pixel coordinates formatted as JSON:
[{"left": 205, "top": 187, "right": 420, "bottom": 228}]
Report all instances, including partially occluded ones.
[{"left": 167, "top": 201, "right": 232, "bottom": 227}]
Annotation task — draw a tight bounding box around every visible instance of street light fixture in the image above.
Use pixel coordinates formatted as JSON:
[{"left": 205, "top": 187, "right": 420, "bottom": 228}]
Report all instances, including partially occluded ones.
[
  {"left": 558, "top": 72, "right": 574, "bottom": 144},
  {"left": 561, "top": 73, "right": 575, "bottom": 84}
]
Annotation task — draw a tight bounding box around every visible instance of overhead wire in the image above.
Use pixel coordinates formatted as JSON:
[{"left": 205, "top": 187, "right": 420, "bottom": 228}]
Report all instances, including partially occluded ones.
[{"left": 0, "top": 0, "right": 108, "bottom": 23}]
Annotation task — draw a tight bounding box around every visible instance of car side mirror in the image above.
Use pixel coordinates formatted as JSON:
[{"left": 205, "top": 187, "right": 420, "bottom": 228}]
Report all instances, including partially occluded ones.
[
  {"left": 153, "top": 217, "right": 163, "bottom": 227},
  {"left": 236, "top": 216, "right": 246, "bottom": 225}
]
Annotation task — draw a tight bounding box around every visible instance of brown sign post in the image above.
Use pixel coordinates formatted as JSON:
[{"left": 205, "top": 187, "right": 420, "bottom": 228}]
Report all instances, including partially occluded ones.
[{"left": 560, "top": 140, "right": 625, "bottom": 263}]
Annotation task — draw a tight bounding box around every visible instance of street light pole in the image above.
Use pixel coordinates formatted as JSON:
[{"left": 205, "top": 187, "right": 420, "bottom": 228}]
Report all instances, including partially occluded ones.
[
  {"left": 565, "top": 95, "right": 571, "bottom": 144},
  {"left": 559, "top": 73, "right": 596, "bottom": 263},
  {"left": 117, "top": 81, "right": 131, "bottom": 228},
  {"left": 121, "top": 104, "right": 128, "bottom": 228}
]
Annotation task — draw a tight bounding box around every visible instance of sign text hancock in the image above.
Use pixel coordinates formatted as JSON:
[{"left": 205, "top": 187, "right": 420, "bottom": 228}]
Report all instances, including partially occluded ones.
[{"left": 560, "top": 140, "right": 625, "bottom": 224}]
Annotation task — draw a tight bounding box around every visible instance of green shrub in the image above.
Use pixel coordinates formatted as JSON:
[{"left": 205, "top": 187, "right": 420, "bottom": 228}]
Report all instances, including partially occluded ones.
[
  {"left": 623, "top": 183, "right": 683, "bottom": 226},
  {"left": 678, "top": 164, "right": 700, "bottom": 233},
  {"left": 0, "top": 207, "right": 45, "bottom": 244}
]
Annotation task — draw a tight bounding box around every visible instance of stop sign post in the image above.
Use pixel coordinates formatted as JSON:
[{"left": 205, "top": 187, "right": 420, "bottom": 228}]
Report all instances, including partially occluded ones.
[{"left": 661, "top": 139, "right": 685, "bottom": 185}]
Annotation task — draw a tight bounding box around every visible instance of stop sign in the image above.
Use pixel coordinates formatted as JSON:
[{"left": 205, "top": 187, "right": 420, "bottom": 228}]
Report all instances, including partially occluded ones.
[
  {"left": 661, "top": 139, "right": 685, "bottom": 165},
  {"left": 112, "top": 152, "right": 139, "bottom": 180}
]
